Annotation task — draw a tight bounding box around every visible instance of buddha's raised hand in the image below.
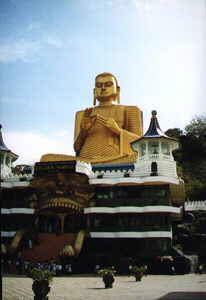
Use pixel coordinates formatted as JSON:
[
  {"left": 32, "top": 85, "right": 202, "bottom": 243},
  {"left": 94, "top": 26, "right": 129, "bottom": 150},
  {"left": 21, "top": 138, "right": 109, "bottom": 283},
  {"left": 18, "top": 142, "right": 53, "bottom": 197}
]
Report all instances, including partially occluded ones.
[
  {"left": 81, "top": 110, "right": 96, "bottom": 132},
  {"left": 96, "top": 114, "right": 122, "bottom": 135}
]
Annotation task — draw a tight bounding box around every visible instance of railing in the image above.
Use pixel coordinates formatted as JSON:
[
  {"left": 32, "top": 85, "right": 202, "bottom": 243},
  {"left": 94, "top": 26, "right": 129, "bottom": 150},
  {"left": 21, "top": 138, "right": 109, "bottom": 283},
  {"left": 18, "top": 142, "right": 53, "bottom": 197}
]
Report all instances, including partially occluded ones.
[
  {"left": 185, "top": 200, "right": 206, "bottom": 211},
  {"left": 94, "top": 198, "right": 169, "bottom": 207},
  {"left": 1, "top": 208, "right": 34, "bottom": 214},
  {"left": 2, "top": 174, "right": 33, "bottom": 181},
  {"left": 89, "top": 225, "right": 171, "bottom": 232},
  {"left": 139, "top": 154, "right": 172, "bottom": 161},
  {"left": 1, "top": 231, "right": 16, "bottom": 237}
]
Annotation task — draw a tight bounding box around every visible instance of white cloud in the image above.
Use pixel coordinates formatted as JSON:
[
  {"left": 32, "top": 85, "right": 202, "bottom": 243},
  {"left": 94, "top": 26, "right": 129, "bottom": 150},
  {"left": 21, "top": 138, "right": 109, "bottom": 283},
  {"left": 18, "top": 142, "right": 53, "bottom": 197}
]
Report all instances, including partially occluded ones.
[
  {"left": 0, "top": 35, "right": 63, "bottom": 63},
  {"left": 4, "top": 130, "right": 75, "bottom": 165},
  {"left": 131, "top": 0, "right": 175, "bottom": 11},
  {"left": 45, "top": 36, "right": 63, "bottom": 48},
  {"left": 0, "top": 39, "right": 42, "bottom": 63},
  {"left": 27, "top": 22, "right": 41, "bottom": 31},
  {"left": 0, "top": 97, "right": 16, "bottom": 104}
]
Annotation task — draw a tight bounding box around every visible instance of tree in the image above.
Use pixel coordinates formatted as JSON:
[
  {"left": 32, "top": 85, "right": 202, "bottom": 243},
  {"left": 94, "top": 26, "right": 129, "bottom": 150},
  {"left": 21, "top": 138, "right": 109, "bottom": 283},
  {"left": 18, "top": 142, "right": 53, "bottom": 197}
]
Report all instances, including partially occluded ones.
[
  {"left": 166, "top": 115, "right": 206, "bottom": 200},
  {"left": 185, "top": 115, "right": 206, "bottom": 138},
  {"left": 165, "top": 128, "right": 183, "bottom": 139}
]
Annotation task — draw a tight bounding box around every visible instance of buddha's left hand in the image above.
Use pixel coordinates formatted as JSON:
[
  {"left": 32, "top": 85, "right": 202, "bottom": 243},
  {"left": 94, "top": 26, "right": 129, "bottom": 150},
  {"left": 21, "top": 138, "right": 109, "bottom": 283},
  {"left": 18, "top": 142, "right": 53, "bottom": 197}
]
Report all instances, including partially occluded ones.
[{"left": 96, "top": 114, "right": 122, "bottom": 135}]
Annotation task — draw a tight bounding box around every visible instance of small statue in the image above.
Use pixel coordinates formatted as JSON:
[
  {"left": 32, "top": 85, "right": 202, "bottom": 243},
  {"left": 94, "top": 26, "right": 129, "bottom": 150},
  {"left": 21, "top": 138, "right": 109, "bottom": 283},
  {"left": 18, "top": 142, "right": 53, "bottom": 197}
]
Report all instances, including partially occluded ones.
[{"left": 41, "top": 72, "right": 143, "bottom": 164}]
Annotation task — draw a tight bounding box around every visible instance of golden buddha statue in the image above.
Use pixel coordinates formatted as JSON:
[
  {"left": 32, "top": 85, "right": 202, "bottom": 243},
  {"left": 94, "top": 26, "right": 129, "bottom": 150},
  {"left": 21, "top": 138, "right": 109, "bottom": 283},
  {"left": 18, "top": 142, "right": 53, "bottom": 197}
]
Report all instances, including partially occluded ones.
[{"left": 41, "top": 72, "right": 143, "bottom": 164}]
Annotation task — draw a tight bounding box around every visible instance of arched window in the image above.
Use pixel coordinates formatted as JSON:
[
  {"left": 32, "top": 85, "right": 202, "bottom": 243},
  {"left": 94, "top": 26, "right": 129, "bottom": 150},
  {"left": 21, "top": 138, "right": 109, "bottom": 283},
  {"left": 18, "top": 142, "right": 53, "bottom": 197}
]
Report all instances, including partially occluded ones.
[
  {"left": 38, "top": 215, "right": 61, "bottom": 233},
  {"left": 38, "top": 215, "right": 48, "bottom": 233},
  {"left": 47, "top": 216, "right": 61, "bottom": 233},
  {"left": 150, "top": 162, "right": 158, "bottom": 176},
  {"left": 64, "top": 215, "right": 85, "bottom": 233}
]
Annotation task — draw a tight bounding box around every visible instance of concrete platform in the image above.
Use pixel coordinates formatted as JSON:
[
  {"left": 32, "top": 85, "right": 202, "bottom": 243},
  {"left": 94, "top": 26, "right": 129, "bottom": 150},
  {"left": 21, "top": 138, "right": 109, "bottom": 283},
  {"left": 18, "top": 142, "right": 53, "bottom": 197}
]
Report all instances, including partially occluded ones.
[{"left": 2, "top": 274, "right": 206, "bottom": 300}]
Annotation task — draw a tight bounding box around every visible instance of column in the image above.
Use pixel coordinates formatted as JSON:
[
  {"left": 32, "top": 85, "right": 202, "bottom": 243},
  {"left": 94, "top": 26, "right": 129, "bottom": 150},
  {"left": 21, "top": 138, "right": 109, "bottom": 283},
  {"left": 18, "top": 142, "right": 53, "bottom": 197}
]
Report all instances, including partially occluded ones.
[{"left": 58, "top": 214, "right": 67, "bottom": 233}]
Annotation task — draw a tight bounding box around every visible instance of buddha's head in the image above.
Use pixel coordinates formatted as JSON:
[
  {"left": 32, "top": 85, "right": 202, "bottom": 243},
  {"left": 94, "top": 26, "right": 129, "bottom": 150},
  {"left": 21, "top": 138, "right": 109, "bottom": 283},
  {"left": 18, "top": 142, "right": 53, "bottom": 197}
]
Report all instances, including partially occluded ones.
[{"left": 93, "top": 72, "right": 120, "bottom": 105}]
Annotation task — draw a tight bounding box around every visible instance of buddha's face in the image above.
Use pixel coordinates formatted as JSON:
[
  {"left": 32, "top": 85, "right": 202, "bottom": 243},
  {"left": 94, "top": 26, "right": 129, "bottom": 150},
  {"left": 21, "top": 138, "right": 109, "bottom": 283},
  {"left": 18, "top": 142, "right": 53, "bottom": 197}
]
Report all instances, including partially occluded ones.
[{"left": 95, "top": 75, "right": 118, "bottom": 102}]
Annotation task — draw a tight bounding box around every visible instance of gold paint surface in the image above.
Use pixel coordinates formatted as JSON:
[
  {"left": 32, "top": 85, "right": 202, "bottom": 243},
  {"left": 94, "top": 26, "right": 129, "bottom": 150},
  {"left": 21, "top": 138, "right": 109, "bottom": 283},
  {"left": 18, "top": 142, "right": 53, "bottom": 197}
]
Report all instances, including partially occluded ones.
[
  {"left": 10, "top": 230, "right": 25, "bottom": 251},
  {"left": 41, "top": 73, "right": 143, "bottom": 165},
  {"left": 74, "top": 105, "right": 142, "bottom": 164}
]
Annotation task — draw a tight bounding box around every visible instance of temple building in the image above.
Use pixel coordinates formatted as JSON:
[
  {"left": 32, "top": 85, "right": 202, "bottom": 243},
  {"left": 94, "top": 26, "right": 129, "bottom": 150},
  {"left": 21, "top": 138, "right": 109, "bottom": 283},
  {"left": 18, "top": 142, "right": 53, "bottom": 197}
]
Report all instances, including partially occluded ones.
[
  {"left": 0, "top": 124, "right": 18, "bottom": 179},
  {"left": 1, "top": 111, "right": 185, "bottom": 269},
  {"left": 3, "top": 72, "right": 198, "bottom": 273},
  {"left": 84, "top": 111, "right": 184, "bottom": 264},
  {"left": 1, "top": 125, "right": 35, "bottom": 256}
]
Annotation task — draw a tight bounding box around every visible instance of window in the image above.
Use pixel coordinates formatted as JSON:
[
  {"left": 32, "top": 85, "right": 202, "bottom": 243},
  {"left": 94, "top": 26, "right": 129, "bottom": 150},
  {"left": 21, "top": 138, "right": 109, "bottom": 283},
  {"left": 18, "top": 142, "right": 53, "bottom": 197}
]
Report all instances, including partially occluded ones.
[
  {"left": 38, "top": 215, "right": 61, "bottom": 233},
  {"left": 140, "top": 143, "right": 146, "bottom": 156},
  {"left": 64, "top": 215, "right": 85, "bottom": 233},
  {"left": 149, "top": 141, "right": 159, "bottom": 154},
  {"left": 162, "top": 142, "right": 170, "bottom": 155},
  {"left": 151, "top": 162, "right": 158, "bottom": 176},
  {"left": 90, "top": 214, "right": 114, "bottom": 231},
  {"left": 0, "top": 154, "right": 4, "bottom": 164},
  {"left": 6, "top": 156, "right": 10, "bottom": 166}
]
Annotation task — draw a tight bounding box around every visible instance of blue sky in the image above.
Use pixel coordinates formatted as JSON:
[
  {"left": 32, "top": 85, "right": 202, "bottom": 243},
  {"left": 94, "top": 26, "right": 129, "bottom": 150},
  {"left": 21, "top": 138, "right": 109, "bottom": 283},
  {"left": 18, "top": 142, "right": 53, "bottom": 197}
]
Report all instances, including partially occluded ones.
[{"left": 0, "top": 0, "right": 205, "bottom": 164}]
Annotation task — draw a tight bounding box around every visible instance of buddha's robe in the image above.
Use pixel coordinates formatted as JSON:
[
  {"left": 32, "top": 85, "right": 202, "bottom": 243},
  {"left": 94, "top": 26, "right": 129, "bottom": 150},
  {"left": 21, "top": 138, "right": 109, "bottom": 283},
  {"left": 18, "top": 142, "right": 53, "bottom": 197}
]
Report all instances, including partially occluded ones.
[{"left": 74, "top": 105, "right": 143, "bottom": 164}]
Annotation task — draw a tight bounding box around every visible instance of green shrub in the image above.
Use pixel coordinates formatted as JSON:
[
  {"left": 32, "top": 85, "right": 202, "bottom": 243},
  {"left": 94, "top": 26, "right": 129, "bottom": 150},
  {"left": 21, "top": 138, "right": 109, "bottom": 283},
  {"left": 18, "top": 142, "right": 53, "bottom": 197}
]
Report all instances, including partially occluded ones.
[
  {"left": 28, "top": 268, "right": 55, "bottom": 283},
  {"left": 97, "top": 268, "right": 116, "bottom": 276}
]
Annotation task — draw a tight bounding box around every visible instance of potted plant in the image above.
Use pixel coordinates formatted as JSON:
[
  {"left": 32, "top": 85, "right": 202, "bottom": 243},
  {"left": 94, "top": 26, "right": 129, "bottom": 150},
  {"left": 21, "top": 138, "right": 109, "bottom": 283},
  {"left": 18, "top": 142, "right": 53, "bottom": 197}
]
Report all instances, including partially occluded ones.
[
  {"left": 28, "top": 268, "right": 55, "bottom": 300},
  {"left": 98, "top": 268, "right": 116, "bottom": 288},
  {"left": 129, "top": 265, "right": 146, "bottom": 282}
]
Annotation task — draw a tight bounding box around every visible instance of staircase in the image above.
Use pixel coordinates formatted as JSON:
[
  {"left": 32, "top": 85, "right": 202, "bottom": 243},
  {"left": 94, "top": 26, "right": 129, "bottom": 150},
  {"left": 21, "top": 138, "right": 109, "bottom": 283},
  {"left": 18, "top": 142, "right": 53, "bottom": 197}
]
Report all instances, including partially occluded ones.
[{"left": 22, "top": 233, "right": 76, "bottom": 262}]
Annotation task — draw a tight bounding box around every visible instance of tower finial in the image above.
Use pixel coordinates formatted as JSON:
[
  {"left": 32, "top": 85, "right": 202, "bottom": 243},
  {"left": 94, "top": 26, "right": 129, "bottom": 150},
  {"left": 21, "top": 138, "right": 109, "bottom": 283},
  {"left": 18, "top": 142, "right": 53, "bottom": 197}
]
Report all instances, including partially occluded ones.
[{"left": 152, "top": 110, "right": 157, "bottom": 118}]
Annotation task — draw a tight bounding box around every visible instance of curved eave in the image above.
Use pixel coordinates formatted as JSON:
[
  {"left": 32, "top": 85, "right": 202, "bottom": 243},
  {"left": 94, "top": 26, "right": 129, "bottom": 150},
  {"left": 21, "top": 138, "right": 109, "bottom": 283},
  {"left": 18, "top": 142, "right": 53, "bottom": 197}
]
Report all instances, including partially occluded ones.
[
  {"left": 10, "top": 151, "right": 19, "bottom": 162},
  {"left": 0, "top": 126, "right": 18, "bottom": 159},
  {"left": 0, "top": 133, "right": 10, "bottom": 151},
  {"left": 0, "top": 146, "right": 10, "bottom": 151},
  {"left": 142, "top": 111, "right": 174, "bottom": 139},
  {"left": 132, "top": 135, "right": 177, "bottom": 144},
  {"left": 0, "top": 149, "right": 19, "bottom": 162}
]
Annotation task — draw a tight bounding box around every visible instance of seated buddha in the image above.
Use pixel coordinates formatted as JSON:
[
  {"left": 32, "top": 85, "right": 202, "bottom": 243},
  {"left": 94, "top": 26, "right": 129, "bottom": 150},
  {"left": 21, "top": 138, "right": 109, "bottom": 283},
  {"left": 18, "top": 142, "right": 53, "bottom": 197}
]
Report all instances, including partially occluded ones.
[{"left": 41, "top": 72, "right": 143, "bottom": 164}]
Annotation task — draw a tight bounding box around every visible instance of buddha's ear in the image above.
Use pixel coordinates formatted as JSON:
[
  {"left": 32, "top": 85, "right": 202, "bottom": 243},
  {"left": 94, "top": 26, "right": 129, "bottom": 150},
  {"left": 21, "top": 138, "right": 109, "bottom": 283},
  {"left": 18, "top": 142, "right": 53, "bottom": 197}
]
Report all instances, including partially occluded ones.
[
  {"left": 117, "top": 86, "right": 120, "bottom": 104},
  {"left": 93, "top": 88, "right": 97, "bottom": 106}
]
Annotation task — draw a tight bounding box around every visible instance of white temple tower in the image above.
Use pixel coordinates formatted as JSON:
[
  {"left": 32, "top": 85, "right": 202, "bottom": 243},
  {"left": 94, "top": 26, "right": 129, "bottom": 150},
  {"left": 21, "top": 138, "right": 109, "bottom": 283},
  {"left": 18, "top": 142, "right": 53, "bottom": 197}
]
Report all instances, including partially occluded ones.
[
  {"left": 0, "top": 125, "right": 18, "bottom": 180},
  {"left": 131, "top": 110, "right": 179, "bottom": 181}
]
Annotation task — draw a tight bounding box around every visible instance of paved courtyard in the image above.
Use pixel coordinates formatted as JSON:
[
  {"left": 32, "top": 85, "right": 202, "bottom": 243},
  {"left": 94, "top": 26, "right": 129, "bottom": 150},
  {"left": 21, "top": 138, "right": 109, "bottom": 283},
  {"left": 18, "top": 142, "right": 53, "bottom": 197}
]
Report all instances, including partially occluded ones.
[{"left": 2, "top": 274, "right": 206, "bottom": 300}]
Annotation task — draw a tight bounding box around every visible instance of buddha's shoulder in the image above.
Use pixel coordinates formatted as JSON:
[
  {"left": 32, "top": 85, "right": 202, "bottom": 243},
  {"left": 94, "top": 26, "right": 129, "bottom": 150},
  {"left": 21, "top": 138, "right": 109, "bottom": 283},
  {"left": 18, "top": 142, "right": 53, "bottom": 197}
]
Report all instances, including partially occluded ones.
[
  {"left": 118, "top": 105, "right": 142, "bottom": 113},
  {"left": 75, "top": 110, "right": 85, "bottom": 117},
  {"left": 75, "top": 105, "right": 141, "bottom": 115},
  {"left": 75, "top": 107, "right": 96, "bottom": 124},
  {"left": 75, "top": 110, "right": 84, "bottom": 127},
  {"left": 75, "top": 107, "right": 94, "bottom": 115}
]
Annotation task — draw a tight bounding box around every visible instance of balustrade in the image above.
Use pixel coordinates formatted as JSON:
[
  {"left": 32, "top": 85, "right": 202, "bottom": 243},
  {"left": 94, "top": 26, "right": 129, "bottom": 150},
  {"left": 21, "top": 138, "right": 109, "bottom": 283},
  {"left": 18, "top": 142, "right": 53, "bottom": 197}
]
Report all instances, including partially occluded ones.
[
  {"left": 90, "top": 225, "right": 171, "bottom": 232},
  {"left": 89, "top": 213, "right": 170, "bottom": 233},
  {"left": 139, "top": 154, "right": 172, "bottom": 161},
  {"left": 94, "top": 197, "right": 169, "bottom": 207}
]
